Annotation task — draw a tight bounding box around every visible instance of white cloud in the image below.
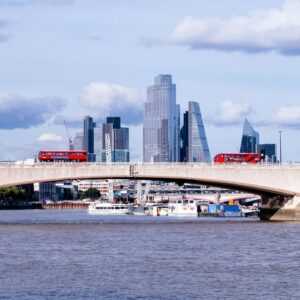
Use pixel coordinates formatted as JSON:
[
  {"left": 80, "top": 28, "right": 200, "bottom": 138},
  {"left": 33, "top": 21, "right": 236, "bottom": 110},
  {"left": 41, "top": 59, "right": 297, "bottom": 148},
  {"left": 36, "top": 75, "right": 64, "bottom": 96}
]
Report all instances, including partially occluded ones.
[
  {"left": 209, "top": 101, "right": 252, "bottom": 126},
  {"left": 0, "top": 94, "right": 66, "bottom": 129},
  {"left": 273, "top": 105, "right": 300, "bottom": 127},
  {"left": 38, "top": 133, "right": 63, "bottom": 142},
  {"left": 170, "top": 1, "right": 300, "bottom": 55},
  {"left": 79, "top": 81, "right": 144, "bottom": 125}
]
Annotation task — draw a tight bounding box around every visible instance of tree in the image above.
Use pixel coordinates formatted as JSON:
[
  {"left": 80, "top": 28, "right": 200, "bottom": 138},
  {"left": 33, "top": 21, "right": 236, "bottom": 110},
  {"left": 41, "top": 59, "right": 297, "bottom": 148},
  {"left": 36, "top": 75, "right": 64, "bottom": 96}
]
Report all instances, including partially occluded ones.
[
  {"left": 0, "top": 186, "right": 27, "bottom": 200},
  {"left": 80, "top": 188, "right": 101, "bottom": 200}
]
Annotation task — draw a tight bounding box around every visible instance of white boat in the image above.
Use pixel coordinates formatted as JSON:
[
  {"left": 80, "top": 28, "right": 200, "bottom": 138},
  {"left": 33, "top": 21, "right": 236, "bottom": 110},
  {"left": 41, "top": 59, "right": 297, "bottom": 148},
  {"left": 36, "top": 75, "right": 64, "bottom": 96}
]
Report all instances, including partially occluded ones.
[
  {"left": 88, "top": 202, "right": 129, "bottom": 215},
  {"left": 167, "top": 199, "right": 198, "bottom": 217},
  {"left": 127, "top": 205, "right": 146, "bottom": 216}
]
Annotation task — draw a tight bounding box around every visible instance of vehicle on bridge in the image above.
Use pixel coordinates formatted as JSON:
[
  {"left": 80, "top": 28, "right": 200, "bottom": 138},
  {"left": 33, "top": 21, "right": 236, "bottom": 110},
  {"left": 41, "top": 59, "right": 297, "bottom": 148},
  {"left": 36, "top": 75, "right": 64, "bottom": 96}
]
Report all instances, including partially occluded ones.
[
  {"left": 38, "top": 150, "right": 87, "bottom": 162},
  {"left": 214, "top": 153, "right": 261, "bottom": 164}
]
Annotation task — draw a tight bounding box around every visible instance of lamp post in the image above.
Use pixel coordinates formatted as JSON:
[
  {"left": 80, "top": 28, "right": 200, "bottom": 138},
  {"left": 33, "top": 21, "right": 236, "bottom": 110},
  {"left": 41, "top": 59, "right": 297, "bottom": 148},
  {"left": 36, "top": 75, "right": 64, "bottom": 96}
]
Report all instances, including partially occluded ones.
[{"left": 279, "top": 130, "right": 282, "bottom": 164}]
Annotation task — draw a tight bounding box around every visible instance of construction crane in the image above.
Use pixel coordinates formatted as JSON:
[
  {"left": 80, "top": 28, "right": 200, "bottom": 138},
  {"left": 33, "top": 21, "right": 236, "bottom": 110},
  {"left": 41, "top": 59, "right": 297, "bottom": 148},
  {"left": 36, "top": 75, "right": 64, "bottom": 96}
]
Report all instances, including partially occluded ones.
[{"left": 64, "top": 120, "right": 74, "bottom": 150}]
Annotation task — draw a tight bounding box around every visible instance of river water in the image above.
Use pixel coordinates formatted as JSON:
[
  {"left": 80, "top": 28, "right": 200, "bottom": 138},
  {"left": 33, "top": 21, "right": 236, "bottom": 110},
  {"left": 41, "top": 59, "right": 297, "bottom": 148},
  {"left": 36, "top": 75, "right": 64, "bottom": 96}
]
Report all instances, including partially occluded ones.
[{"left": 0, "top": 210, "right": 299, "bottom": 300}]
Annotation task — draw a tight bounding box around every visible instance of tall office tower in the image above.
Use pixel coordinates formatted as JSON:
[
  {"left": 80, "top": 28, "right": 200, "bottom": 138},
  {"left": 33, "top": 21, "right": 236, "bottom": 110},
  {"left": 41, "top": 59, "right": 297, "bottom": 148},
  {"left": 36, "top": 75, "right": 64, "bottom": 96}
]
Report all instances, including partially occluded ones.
[
  {"left": 106, "top": 117, "right": 121, "bottom": 129},
  {"left": 256, "top": 144, "right": 277, "bottom": 162},
  {"left": 94, "top": 126, "right": 103, "bottom": 162},
  {"left": 83, "top": 115, "right": 95, "bottom": 161},
  {"left": 180, "top": 111, "right": 189, "bottom": 162},
  {"left": 240, "top": 118, "right": 259, "bottom": 153},
  {"left": 73, "top": 132, "right": 84, "bottom": 150},
  {"left": 143, "top": 74, "right": 180, "bottom": 162},
  {"left": 186, "top": 101, "right": 211, "bottom": 162},
  {"left": 102, "top": 117, "right": 129, "bottom": 162}
]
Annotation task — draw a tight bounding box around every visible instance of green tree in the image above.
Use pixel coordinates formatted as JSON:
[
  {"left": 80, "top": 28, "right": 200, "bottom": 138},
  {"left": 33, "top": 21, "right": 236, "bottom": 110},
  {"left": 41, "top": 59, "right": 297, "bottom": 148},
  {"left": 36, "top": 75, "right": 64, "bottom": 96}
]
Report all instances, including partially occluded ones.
[
  {"left": 0, "top": 186, "right": 27, "bottom": 200},
  {"left": 80, "top": 188, "right": 101, "bottom": 200}
]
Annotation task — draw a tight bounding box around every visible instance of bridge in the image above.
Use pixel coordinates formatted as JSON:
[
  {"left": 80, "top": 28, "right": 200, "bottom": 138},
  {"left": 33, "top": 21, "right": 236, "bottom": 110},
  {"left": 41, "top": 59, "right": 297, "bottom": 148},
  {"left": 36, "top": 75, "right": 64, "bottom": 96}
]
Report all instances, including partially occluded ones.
[{"left": 1, "top": 162, "right": 300, "bottom": 221}]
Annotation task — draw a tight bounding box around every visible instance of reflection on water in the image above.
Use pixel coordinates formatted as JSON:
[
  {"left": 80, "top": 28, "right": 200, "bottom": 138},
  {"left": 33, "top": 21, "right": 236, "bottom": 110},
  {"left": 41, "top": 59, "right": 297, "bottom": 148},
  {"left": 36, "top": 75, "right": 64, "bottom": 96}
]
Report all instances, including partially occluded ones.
[{"left": 0, "top": 210, "right": 299, "bottom": 300}]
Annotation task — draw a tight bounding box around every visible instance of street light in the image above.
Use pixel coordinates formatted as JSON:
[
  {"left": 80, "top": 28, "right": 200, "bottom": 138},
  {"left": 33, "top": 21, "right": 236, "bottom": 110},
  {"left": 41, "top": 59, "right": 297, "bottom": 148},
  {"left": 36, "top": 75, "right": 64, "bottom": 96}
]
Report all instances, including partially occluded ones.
[{"left": 279, "top": 130, "right": 282, "bottom": 164}]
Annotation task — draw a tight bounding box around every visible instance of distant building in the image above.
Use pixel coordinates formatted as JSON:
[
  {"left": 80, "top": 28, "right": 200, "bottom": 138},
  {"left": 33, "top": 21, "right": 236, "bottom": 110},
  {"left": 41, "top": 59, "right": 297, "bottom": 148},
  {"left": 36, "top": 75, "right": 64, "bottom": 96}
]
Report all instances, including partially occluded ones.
[
  {"left": 257, "top": 144, "right": 277, "bottom": 162},
  {"left": 72, "top": 180, "right": 109, "bottom": 198},
  {"left": 181, "top": 101, "right": 211, "bottom": 162},
  {"left": 94, "top": 126, "right": 103, "bottom": 162},
  {"left": 73, "top": 132, "right": 84, "bottom": 150},
  {"left": 240, "top": 119, "right": 259, "bottom": 153},
  {"left": 39, "top": 181, "right": 77, "bottom": 202},
  {"left": 143, "top": 74, "right": 180, "bottom": 162},
  {"left": 180, "top": 111, "right": 189, "bottom": 162},
  {"left": 83, "top": 116, "right": 95, "bottom": 161},
  {"left": 98, "top": 117, "right": 130, "bottom": 163}
]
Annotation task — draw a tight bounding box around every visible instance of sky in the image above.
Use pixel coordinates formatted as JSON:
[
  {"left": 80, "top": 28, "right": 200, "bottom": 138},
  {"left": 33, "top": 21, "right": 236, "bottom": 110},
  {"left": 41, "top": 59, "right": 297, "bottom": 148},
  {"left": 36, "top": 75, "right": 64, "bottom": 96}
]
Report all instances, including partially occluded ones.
[{"left": 0, "top": 0, "right": 300, "bottom": 162}]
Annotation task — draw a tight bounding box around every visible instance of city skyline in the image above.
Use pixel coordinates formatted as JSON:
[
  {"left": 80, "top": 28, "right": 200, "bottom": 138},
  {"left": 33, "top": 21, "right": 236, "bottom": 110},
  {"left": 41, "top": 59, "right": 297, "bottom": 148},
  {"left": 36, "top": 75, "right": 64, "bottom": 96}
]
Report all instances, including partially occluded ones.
[{"left": 0, "top": 0, "right": 299, "bottom": 161}]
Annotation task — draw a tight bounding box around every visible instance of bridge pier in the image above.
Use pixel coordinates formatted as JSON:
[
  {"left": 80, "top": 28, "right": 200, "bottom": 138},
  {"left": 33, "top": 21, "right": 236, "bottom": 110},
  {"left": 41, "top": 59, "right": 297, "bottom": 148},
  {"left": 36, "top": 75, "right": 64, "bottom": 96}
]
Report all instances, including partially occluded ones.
[{"left": 260, "top": 195, "right": 300, "bottom": 221}]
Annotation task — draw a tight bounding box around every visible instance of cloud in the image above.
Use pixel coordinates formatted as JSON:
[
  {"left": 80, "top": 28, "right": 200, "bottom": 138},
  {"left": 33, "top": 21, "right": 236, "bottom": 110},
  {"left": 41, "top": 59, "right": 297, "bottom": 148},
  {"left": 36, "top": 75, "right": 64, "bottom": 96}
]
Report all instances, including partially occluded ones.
[
  {"left": 0, "top": 0, "right": 74, "bottom": 6},
  {"left": 38, "top": 133, "right": 63, "bottom": 142},
  {"left": 0, "top": 19, "right": 11, "bottom": 43},
  {"left": 79, "top": 81, "right": 144, "bottom": 125},
  {"left": 209, "top": 101, "right": 252, "bottom": 126},
  {"left": 0, "top": 94, "right": 67, "bottom": 129},
  {"left": 273, "top": 105, "right": 300, "bottom": 128},
  {"left": 169, "top": 1, "right": 300, "bottom": 55}
]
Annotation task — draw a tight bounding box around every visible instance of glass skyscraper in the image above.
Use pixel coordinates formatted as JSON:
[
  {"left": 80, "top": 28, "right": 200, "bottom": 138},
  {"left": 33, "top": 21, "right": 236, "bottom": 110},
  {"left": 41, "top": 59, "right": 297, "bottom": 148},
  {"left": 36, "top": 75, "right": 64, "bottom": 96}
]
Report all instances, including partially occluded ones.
[
  {"left": 102, "top": 117, "right": 129, "bottom": 163},
  {"left": 240, "top": 118, "right": 259, "bottom": 153},
  {"left": 143, "top": 74, "right": 180, "bottom": 162},
  {"left": 185, "top": 101, "right": 211, "bottom": 162},
  {"left": 83, "top": 115, "right": 95, "bottom": 161},
  {"left": 94, "top": 126, "right": 103, "bottom": 162}
]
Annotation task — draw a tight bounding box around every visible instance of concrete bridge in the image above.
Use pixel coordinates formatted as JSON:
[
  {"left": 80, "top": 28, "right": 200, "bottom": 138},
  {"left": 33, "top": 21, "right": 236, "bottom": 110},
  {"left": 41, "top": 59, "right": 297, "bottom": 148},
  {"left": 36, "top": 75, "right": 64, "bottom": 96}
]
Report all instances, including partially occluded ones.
[{"left": 1, "top": 162, "right": 300, "bottom": 221}]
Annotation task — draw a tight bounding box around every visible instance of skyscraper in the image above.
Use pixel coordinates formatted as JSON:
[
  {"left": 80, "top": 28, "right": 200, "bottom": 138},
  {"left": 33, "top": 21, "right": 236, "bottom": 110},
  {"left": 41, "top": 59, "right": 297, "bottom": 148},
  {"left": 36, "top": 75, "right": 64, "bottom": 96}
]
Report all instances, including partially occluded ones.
[
  {"left": 143, "top": 74, "right": 180, "bottom": 162},
  {"left": 256, "top": 144, "right": 277, "bottom": 162},
  {"left": 94, "top": 126, "right": 103, "bottom": 162},
  {"left": 73, "top": 132, "right": 84, "bottom": 150},
  {"left": 240, "top": 119, "right": 259, "bottom": 153},
  {"left": 102, "top": 117, "right": 129, "bottom": 163},
  {"left": 180, "top": 111, "right": 189, "bottom": 162},
  {"left": 181, "top": 101, "right": 211, "bottom": 163},
  {"left": 83, "top": 115, "right": 95, "bottom": 161}
]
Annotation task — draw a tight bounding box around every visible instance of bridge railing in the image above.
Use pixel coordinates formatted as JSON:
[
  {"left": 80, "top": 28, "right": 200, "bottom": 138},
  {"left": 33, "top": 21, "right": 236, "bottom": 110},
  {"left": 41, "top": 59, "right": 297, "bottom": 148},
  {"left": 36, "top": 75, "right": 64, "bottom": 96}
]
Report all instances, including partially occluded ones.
[{"left": 0, "top": 161, "right": 299, "bottom": 168}]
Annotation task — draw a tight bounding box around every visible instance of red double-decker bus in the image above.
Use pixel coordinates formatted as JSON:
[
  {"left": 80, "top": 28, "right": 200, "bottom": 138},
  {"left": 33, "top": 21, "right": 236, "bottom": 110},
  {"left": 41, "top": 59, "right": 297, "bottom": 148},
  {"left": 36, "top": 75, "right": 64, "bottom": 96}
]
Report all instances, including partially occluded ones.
[
  {"left": 38, "top": 150, "right": 87, "bottom": 162},
  {"left": 214, "top": 153, "right": 261, "bottom": 164}
]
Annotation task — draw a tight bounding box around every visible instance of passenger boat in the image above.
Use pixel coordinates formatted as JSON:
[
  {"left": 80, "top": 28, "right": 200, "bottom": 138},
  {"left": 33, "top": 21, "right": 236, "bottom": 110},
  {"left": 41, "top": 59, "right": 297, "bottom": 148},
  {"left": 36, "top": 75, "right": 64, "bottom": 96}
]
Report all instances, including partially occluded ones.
[
  {"left": 88, "top": 202, "right": 129, "bottom": 215},
  {"left": 167, "top": 199, "right": 198, "bottom": 217},
  {"left": 127, "top": 204, "right": 146, "bottom": 216}
]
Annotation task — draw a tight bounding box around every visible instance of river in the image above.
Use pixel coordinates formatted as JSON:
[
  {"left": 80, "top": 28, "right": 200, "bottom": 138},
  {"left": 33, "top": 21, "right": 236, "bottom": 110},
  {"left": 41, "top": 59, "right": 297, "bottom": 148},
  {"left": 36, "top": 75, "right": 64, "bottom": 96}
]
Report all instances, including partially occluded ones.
[{"left": 0, "top": 210, "right": 299, "bottom": 299}]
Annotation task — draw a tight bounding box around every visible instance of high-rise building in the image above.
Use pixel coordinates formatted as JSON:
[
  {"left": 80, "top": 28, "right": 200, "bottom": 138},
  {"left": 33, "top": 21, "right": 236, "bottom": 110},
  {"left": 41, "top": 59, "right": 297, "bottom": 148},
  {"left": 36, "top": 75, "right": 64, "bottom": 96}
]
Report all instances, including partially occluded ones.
[
  {"left": 180, "top": 111, "right": 189, "bottom": 162},
  {"left": 106, "top": 117, "right": 121, "bottom": 129},
  {"left": 240, "top": 119, "right": 259, "bottom": 153},
  {"left": 94, "top": 126, "right": 103, "bottom": 162},
  {"left": 73, "top": 132, "right": 84, "bottom": 150},
  {"left": 143, "top": 74, "right": 180, "bottom": 162},
  {"left": 256, "top": 144, "right": 277, "bottom": 162},
  {"left": 83, "top": 115, "right": 95, "bottom": 161},
  {"left": 102, "top": 117, "right": 129, "bottom": 162},
  {"left": 181, "top": 101, "right": 211, "bottom": 163}
]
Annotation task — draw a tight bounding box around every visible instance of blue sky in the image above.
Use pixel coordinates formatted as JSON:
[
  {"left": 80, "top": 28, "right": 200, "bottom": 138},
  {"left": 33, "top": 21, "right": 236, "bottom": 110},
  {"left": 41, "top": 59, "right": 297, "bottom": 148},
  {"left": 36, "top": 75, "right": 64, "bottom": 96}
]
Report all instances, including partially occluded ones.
[{"left": 0, "top": 0, "right": 300, "bottom": 161}]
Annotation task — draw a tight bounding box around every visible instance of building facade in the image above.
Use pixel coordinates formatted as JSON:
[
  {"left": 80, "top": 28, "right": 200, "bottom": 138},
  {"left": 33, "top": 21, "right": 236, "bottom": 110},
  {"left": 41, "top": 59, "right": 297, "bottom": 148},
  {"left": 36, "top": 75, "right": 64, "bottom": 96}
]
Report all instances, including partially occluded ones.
[
  {"left": 94, "top": 126, "right": 103, "bottom": 162},
  {"left": 143, "top": 74, "right": 180, "bottom": 162},
  {"left": 73, "top": 132, "right": 84, "bottom": 150},
  {"left": 83, "top": 115, "right": 95, "bottom": 161},
  {"left": 240, "top": 119, "right": 260, "bottom": 153},
  {"left": 256, "top": 144, "right": 277, "bottom": 162},
  {"left": 102, "top": 117, "right": 130, "bottom": 163},
  {"left": 181, "top": 101, "right": 211, "bottom": 163}
]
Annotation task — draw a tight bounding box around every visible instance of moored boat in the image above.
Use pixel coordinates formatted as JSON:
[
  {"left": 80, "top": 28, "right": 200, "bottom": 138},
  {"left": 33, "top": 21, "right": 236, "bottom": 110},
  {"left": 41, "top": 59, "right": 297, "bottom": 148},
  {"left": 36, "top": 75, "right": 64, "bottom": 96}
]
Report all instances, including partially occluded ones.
[{"left": 88, "top": 202, "right": 129, "bottom": 215}]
